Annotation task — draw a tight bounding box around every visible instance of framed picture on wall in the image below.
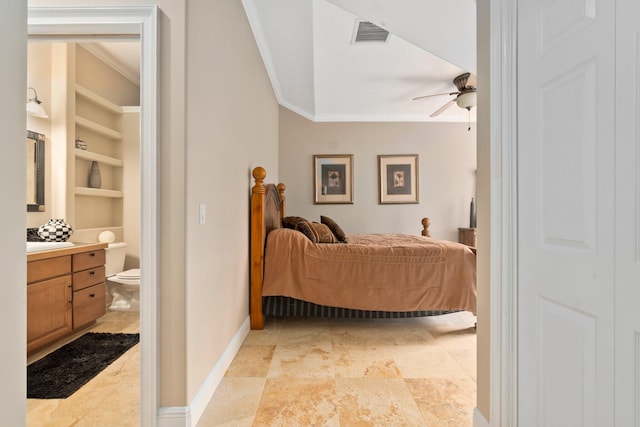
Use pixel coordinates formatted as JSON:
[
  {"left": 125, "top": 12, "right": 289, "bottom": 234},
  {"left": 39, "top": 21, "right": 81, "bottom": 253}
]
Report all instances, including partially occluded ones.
[
  {"left": 378, "top": 154, "right": 419, "bottom": 204},
  {"left": 313, "top": 154, "right": 354, "bottom": 204}
]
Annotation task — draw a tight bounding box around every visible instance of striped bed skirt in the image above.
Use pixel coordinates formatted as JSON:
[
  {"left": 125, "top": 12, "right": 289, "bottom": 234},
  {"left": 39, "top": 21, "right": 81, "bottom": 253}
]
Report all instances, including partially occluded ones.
[{"left": 263, "top": 296, "right": 459, "bottom": 319}]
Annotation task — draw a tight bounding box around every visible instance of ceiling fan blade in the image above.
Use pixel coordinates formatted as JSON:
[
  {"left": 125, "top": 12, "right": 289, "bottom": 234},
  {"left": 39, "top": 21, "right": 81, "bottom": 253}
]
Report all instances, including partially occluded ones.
[
  {"left": 412, "top": 92, "right": 457, "bottom": 101},
  {"left": 429, "top": 99, "right": 456, "bottom": 117}
]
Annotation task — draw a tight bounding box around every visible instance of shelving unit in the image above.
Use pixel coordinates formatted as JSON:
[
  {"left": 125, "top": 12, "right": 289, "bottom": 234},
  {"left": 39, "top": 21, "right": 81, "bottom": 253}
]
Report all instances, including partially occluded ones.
[{"left": 73, "top": 83, "right": 125, "bottom": 236}]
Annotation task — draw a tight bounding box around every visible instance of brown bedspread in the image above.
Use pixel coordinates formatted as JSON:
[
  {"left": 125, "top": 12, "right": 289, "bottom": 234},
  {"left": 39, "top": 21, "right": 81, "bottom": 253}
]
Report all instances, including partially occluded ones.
[{"left": 262, "top": 228, "right": 476, "bottom": 314}]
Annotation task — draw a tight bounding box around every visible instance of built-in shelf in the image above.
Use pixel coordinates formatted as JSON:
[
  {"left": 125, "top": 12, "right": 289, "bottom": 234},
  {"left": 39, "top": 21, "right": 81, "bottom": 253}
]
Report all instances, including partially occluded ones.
[
  {"left": 75, "top": 115, "right": 123, "bottom": 140},
  {"left": 75, "top": 187, "right": 124, "bottom": 198},
  {"left": 75, "top": 84, "right": 123, "bottom": 114},
  {"left": 75, "top": 148, "right": 124, "bottom": 167}
]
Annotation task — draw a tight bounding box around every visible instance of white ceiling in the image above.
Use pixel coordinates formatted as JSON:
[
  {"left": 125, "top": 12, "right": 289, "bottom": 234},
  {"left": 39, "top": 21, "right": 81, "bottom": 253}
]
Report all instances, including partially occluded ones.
[
  {"left": 85, "top": 0, "right": 477, "bottom": 123},
  {"left": 244, "top": 0, "right": 477, "bottom": 122}
]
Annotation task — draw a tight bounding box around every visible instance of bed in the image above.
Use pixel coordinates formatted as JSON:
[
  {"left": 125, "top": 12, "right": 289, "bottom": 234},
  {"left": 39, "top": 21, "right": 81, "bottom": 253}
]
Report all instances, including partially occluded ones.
[{"left": 250, "top": 166, "right": 477, "bottom": 330}]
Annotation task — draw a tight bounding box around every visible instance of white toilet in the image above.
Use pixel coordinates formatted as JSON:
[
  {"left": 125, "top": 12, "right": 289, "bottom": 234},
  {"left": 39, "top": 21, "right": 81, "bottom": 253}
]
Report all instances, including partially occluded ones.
[{"left": 104, "top": 242, "right": 140, "bottom": 311}]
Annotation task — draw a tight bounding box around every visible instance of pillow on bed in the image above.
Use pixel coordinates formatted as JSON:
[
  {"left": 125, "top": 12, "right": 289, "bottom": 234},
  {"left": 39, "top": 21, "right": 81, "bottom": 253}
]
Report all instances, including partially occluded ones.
[
  {"left": 282, "top": 216, "right": 308, "bottom": 229},
  {"left": 294, "top": 220, "right": 318, "bottom": 243},
  {"left": 310, "top": 222, "right": 337, "bottom": 243},
  {"left": 320, "top": 215, "right": 347, "bottom": 242},
  {"left": 282, "top": 216, "right": 318, "bottom": 242}
]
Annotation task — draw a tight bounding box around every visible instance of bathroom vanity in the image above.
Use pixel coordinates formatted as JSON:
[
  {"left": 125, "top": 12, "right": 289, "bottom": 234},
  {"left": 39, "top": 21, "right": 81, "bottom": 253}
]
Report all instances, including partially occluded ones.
[{"left": 27, "top": 243, "right": 107, "bottom": 353}]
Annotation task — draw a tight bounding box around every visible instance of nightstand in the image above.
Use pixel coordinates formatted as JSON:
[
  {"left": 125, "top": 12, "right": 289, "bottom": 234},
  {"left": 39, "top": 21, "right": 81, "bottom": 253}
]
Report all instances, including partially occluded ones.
[{"left": 458, "top": 227, "right": 477, "bottom": 248}]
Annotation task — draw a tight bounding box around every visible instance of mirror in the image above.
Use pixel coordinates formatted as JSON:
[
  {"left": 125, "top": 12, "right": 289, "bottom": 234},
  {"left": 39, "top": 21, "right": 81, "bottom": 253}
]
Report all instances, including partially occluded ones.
[{"left": 26, "top": 130, "right": 45, "bottom": 212}]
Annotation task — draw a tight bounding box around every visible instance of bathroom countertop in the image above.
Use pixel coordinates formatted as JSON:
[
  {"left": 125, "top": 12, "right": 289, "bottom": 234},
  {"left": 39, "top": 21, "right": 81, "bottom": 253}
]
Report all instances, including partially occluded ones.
[{"left": 27, "top": 242, "right": 108, "bottom": 262}]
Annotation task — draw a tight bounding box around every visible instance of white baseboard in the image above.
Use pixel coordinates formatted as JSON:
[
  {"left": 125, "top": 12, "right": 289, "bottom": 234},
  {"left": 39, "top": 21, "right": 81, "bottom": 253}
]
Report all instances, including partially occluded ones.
[
  {"left": 156, "top": 316, "right": 250, "bottom": 427},
  {"left": 157, "top": 406, "right": 191, "bottom": 427},
  {"left": 474, "top": 407, "right": 491, "bottom": 427}
]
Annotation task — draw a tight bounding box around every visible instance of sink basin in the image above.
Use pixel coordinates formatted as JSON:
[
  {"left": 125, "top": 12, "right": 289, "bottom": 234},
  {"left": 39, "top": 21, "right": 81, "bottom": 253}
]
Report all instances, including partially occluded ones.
[{"left": 26, "top": 241, "right": 75, "bottom": 253}]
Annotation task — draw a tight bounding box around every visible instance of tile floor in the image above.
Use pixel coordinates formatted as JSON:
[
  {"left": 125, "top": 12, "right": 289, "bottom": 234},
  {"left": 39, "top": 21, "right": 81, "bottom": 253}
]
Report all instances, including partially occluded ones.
[
  {"left": 26, "top": 310, "right": 476, "bottom": 426},
  {"left": 198, "top": 311, "right": 477, "bottom": 426},
  {"left": 27, "top": 311, "right": 140, "bottom": 427}
]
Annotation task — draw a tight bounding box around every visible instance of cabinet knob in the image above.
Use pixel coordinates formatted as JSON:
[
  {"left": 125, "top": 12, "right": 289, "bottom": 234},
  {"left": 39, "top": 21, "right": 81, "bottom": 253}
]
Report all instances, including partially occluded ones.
[
  {"left": 89, "top": 252, "right": 96, "bottom": 257},
  {"left": 89, "top": 271, "right": 95, "bottom": 275},
  {"left": 89, "top": 293, "right": 95, "bottom": 298}
]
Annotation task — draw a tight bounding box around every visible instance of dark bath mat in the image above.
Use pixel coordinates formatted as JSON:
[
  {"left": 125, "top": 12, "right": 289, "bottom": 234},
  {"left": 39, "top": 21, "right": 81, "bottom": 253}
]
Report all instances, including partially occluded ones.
[{"left": 27, "top": 332, "right": 139, "bottom": 399}]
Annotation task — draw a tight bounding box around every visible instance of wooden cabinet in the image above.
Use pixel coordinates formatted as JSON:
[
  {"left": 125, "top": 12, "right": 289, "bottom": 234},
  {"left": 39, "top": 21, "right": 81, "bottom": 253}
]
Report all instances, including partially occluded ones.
[
  {"left": 71, "top": 248, "right": 106, "bottom": 328},
  {"left": 27, "top": 243, "right": 107, "bottom": 353},
  {"left": 27, "top": 272, "right": 73, "bottom": 353}
]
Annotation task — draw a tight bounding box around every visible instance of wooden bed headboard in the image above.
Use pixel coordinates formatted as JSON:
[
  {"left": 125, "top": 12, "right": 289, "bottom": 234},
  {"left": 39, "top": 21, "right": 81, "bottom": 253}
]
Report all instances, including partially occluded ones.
[{"left": 250, "top": 166, "right": 285, "bottom": 329}]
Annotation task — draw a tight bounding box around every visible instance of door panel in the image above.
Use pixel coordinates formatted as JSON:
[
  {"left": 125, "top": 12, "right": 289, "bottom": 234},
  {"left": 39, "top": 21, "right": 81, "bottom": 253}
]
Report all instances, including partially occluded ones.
[
  {"left": 517, "top": 0, "right": 615, "bottom": 425},
  {"left": 615, "top": 1, "right": 640, "bottom": 425}
]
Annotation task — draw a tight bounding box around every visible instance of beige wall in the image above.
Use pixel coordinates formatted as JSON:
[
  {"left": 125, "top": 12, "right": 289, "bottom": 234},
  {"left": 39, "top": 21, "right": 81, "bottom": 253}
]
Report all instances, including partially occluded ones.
[
  {"left": 27, "top": 43, "right": 53, "bottom": 228},
  {"left": 75, "top": 44, "right": 139, "bottom": 106},
  {"left": 279, "top": 107, "right": 477, "bottom": 241},
  {"left": 184, "top": 0, "right": 278, "bottom": 401}
]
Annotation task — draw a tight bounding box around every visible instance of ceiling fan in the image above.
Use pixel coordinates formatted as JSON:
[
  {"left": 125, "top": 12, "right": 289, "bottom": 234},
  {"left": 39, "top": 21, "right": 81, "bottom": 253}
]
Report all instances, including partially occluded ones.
[{"left": 412, "top": 72, "right": 477, "bottom": 118}]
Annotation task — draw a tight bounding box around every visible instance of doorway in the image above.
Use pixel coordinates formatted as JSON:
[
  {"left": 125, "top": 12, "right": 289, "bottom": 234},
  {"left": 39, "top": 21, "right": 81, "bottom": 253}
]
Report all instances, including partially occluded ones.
[{"left": 27, "top": 6, "right": 158, "bottom": 425}]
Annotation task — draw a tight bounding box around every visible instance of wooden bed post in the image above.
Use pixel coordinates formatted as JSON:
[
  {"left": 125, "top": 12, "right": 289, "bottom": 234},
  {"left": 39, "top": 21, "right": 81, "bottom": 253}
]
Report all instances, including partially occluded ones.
[
  {"left": 250, "top": 167, "right": 266, "bottom": 329},
  {"left": 421, "top": 217, "right": 431, "bottom": 237}
]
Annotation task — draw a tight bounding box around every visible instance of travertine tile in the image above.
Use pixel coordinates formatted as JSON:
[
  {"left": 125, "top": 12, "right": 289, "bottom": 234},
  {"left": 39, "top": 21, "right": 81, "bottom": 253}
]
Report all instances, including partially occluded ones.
[
  {"left": 253, "top": 378, "right": 339, "bottom": 426},
  {"left": 333, "top": 345, "right": 401, "bottom": 378},
  {"left": 225, "top": 345, "right": 275, "bottom": 377},
  {"left": 197, "top": 377, "right": 265, "bottom": 426},
  {"left": 405, "top": 377, "right": 476, "bottom": 427},
  {"left": 275, "top": 317, "right": 334, "bottom": 346},
  {"left": 267, "top": 344, "right": 334, "bottom": 378},
  {"left": 29, "top": 310, "right": 478, "bottom": 427},
  {"left": 242, "top": 318, "right": 285, "bottom": 346},
  {"left": 448, "top": 348, "right": 478, "bottom": 382},
  {"left": 336, "top": 378, "right": 426, "bottom": 426},
  {"left": 392, "top": 344, "right": 470, "bottom": 379},
  {"left": 330, "top": 318, "right": 434, "bottom": 346}
]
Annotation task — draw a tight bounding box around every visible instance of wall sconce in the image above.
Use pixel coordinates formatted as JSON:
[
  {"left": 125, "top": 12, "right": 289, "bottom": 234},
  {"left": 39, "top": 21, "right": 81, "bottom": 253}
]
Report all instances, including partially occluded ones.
[{"left": 27, "top": 87, "right": 49, "bottom": 118}]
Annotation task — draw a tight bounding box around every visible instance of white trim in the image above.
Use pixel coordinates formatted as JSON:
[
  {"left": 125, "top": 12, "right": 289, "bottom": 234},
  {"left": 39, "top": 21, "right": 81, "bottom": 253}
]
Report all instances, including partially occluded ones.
[
  {"left": 189, "top": 317, "right": 251, "bottom": 425},
  {"left": 28, "top": 6, "right": 159, "bottom": 427},
  {"left": 157, "top": 407, "right": 191, "bottom": 427},
  {"left": 474, "top": 407, "right": 491, "bottom": 427},
  {"left": 490, "top": 0, "right": 518, "bottom": 426},
  {"left": 155, "top": 318, "right": 250, "bottom": 427}
]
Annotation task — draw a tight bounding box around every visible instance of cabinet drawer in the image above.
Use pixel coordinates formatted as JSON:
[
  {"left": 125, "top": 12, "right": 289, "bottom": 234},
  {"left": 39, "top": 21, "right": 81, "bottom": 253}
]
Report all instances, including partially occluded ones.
[
  {"left": 27, "top": 256, "right": 71, "bottom": 284},
  {"left": 72, "top": 249, "right": 105, "bottom": 272},
  {"left": 73, "top": 266, "right": 105, "bottom": 291},
  {"left": 73, "top": 283, "right": 106, "bottom": 328}
]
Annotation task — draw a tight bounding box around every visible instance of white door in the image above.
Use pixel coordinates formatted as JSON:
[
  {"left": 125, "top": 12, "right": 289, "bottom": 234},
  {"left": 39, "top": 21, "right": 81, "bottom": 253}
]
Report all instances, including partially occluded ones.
[
  {"left": 615, "top": 0, "right": 640, "bottom": 424},
  {"left": 517, "top": 0, "right": 616, "bottom": 426}
]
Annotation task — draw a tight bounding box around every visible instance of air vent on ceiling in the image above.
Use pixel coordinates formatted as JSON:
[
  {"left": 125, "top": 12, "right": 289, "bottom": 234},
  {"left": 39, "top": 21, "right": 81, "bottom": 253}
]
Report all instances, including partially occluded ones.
[{"left": 352, "top": 20, "right": 389, "bottom": 43}]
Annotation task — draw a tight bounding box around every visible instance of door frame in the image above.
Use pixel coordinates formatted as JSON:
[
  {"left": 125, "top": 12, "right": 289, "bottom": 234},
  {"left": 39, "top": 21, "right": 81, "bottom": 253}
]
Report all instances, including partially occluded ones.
[
  {"left": 28, "top": 6, "right": 159, "bottom": 425},
  {"left": 487, "top": 0, "right": 518, "bottom": 425}
]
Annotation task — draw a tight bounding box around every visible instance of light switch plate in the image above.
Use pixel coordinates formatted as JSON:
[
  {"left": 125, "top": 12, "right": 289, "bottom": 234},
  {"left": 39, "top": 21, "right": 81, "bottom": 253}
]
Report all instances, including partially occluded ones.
[{"left": 199, "top": 203, "right": 206, "bottom": 224}]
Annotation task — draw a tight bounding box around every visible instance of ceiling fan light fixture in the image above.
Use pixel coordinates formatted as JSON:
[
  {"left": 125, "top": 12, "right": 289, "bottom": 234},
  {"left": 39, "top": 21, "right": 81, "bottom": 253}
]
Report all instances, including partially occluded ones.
[{"left": 455, "top": 91, "right": 476, "bottom": 110}]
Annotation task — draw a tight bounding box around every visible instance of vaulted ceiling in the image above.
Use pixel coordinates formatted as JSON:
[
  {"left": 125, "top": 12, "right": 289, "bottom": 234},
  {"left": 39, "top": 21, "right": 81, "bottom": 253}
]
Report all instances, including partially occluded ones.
[
  {"left": 88, "top": 0, "right": 476, "bottom": 123},
  {"left": 243, "top": 0, "right": 477, "bottom": 122}
]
